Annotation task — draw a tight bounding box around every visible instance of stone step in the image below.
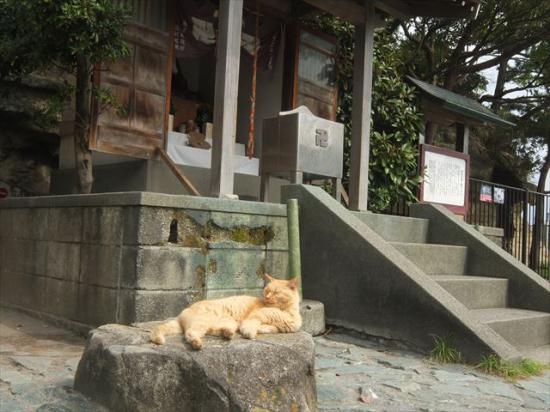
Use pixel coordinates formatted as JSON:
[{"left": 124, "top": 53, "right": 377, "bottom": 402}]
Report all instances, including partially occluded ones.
[
  {"left": 432, "top": 275, "right": 508, "bottom": 309},
  {"left": 390, "top": 242, "right": 468, "bottom": 275},
  {"left": 352, "top": 212, "right": 429, "bottom": 243},
  {"left": 473, "top": 308, "right": 550, "bottom": 350},
  {"left": 521, "top": 344, "right": 550, "bottom": 364}
]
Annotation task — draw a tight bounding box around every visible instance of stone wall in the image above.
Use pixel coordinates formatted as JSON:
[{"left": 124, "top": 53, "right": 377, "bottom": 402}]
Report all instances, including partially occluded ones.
[{"left": 0, "top": 193, "right": 288, "bottom": 327}]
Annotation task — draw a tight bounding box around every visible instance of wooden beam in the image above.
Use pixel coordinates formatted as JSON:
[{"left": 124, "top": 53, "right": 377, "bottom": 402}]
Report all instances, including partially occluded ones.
[
  {"left": 303, "top": 0, "right": 476, "bottom": 22},
  {"left": 348, "top": 0, "right": 375, "bottom": 211},
  {"left": 210, "top": 0, "right": 243, "bottom": 198},
  {"left": 372, "top": 0, "right": 411, "bottom": 20},
  {"left": 158, "top": 148, "right": 201, "bottom": 196},
  {"left": 301, "top": 0, "right": 365, "bottom": 24}
]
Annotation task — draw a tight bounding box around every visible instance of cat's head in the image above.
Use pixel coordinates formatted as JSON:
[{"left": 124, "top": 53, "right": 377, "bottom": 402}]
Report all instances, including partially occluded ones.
[{"left": 262, "top": 274, "right": 299, "bottom": 307}]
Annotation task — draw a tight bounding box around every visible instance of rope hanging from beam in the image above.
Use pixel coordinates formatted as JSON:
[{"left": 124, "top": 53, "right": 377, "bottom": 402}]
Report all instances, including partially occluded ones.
[{"left": 247, "top": 1, "right": 260, "bottom": 159}]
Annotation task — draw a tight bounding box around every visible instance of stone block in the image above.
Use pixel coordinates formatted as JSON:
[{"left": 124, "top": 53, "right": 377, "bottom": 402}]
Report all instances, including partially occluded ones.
[
  {"left": 82, "top": 207, "right": 123, "bottom": 245},
  {"left": 44, "top": 277, "right": 79, "bottom": 319},
  {"left": 205, "top": 249, "right": 266, "bottom": 290},
  {"left": 21, "top": 240, "right": 49, "bottom": 276},
  {"left": 79, "top": 244, "right": 121, "bottom": 288},
  {"left": 75, "top": 324, "right": 317, "bottom": 412},
  {"left": 77, "top": 284, "right": 119, "bottom": 326},
  {"left": 123, "top": 207, "right": 173, "bottom": 246},
  {"left": 11, "top": 208, "right": 32, "bottom": 240},
  {"left": 45, "top": 241, "right": 80, "bottom": 282},
  {"left": 265, "top": 251, "right": 289, "bottom": 279},
  {"left": 266, "top": 216, "right": 289, "bottom": 250},
  {"left": 44, "top": 208, "right": 83, "bottom": 242},
  {"left": 120, "top": 246, "right": 205, "bottom": 290},
  {"left": 14, "top": 209, "right": 31, "bottom": 239},
  {"left": 1, "top": 237, "right": 21, "bottom": 273},
  {"left": 0, "top": 209, "right": 14, "bottom": 240},
  {"left": 210, "top": 211, "right": 268, "bottom": 229},
  {"left": 0, "top": 272, "right": 47, "bottom": 311},
  {"left": 55, "top": 208, "right": 83, "bottom": 242},
  {"left": 118, "top": 289, "right": 203, "bottom": 323},
  {"left": 300, "top": 300, "right": 325, "bottom": 336},
  {"left": 205, "top": 288, "right": 263, "bottom": 299}
]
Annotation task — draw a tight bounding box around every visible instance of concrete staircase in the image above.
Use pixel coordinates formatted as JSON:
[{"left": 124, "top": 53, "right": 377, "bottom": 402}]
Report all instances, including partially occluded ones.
[
  {"left": 354, "top": 212, "right": 550, "bottom": 363},
  {"left": 282, "top": 184, "right": 550, "bottom": 363}
]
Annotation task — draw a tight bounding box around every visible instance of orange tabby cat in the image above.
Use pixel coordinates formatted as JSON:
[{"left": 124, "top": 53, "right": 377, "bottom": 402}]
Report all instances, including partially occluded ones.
[{"left": 150, "top": 274, "right": 302, "bottom": 350}]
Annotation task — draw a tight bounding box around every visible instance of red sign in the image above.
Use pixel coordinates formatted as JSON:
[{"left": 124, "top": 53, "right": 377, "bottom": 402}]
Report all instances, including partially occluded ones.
[{"left": 0, "top": 182, "right": 9, "bottom": 198}]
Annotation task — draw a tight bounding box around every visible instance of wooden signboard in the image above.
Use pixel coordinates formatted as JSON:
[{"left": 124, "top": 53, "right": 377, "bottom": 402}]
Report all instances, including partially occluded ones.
[
  {"left": 419, "top": 144, "right": 470, "bottom": 215},
  {"left": 90, "top": 4, "right": 174, "bottom": 159}
]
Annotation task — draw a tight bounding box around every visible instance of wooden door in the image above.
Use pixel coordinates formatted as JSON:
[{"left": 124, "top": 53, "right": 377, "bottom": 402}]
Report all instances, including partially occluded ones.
[
  {"left": 283, "top": 25, "right": 338, "bottom": 121},
  {"left": 90, "top": 1, "right": 173, "bottom": 159}
]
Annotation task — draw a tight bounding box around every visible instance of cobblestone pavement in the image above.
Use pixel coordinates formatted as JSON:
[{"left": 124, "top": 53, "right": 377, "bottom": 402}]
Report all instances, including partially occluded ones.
[
  {"left": 1, "top": 308, "right": 549, "bottom": 412},
  {"left": 0, "top": 308, "right": 106, "bottom": 412},
  {"left": 315, "top": 333, "right": 550, "bottom": 412}
]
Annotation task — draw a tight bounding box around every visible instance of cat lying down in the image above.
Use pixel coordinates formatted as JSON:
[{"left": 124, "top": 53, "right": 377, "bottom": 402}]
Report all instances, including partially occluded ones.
[{"left": 150, "top": 274, "right": 302, "bottom": 350}]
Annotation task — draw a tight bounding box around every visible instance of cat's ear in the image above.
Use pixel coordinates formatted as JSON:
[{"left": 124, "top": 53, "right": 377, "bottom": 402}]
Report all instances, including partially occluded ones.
[
  {"left": 287, "top": 277, "right": 299, "bottom": 290},
  {"left": 263, "top": 273, "right": 274, "bottom": 283}
]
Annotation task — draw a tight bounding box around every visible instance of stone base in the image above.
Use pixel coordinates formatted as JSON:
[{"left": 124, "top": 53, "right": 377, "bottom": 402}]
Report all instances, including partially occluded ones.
[
  {"left": 74, "top": 324, "right": 317, "bottom": 412},
  {"left": 301, "top": 300, "right": 325, "bottom": 336}
]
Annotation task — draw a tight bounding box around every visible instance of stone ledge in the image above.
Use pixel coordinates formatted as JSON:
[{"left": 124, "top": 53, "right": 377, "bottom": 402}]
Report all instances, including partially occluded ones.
[
  {"left": 0, "top": 192, "right": 288, "bottom": 216},
  {"left": 74, "top": 324, "right": 317, "bottom": 412}
]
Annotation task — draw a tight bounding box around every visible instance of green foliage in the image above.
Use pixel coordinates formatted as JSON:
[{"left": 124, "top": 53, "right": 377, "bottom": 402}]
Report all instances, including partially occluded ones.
[
  {"left": 476, "top": 355, "right": 545, "bottom": 380},
  {"left": 0, "top": 0, "right": 130, "bottom": 80},
  {"left": 397, "top": 0, "right": 550, "bottom": 185},
  {"left": 304, "top": 16, "right": 424, "bottom": 212},
  {"left": 429, "top": 335, "right": 463, "bottom": 363}
]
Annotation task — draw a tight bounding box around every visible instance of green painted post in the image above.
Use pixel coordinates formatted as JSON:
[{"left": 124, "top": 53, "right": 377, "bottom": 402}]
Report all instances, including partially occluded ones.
[{"left": 287, "top": 198, "right": 302, "bottom": 298}]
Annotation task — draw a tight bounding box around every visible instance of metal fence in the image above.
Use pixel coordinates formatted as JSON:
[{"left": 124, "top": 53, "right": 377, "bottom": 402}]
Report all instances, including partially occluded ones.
[{"left": 466, "top": 178, "right": 550, "bottom": 279}]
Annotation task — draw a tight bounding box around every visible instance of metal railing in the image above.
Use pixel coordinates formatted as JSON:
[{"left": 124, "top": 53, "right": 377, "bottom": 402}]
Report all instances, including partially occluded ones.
[{"left": 466, "top": 178, "right": 550, "bottom": 279}]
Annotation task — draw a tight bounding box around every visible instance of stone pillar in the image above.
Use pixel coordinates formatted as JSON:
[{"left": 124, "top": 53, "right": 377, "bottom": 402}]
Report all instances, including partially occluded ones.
[{"left": 210, "top": 0, "right": 243, "bottom": 198}]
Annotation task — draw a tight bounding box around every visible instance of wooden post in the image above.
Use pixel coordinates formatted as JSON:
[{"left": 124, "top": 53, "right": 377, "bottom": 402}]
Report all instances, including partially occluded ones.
[
  {"left": 210, "top": 0, "right": 243, "bottom": 198},
  {"left": 456, "top": 123, "right": 470, "bottom": 154},
  {"left": 348, "top": 0, "right": 375, "bottom": 211}
]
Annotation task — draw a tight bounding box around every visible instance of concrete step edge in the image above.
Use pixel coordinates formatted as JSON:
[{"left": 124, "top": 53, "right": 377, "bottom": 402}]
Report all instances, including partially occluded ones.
[
  {"left": 432, "top": 275, "right": 509, "bottom": 283},
  {"left": 472, "top": 308, "right": 550, "bottom": 324},
  {"left": 389, "top": 242, "right": 468, "bottom": 250}
]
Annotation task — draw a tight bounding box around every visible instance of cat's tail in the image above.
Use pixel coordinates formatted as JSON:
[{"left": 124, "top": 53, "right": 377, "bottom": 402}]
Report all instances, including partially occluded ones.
[{"left": 150, "top": 318, "right": 183, "bottom": 345}]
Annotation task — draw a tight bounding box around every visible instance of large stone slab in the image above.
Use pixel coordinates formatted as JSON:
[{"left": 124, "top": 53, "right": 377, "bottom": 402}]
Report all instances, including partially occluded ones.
[{"left": 75, "top": 324, "right": 317, "bottom": 412}]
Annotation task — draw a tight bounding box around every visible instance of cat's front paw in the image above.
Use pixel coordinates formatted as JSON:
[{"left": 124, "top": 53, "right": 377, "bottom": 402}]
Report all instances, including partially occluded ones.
[{"left": 239, "top": 325, "right": 257, "bottom": 339}]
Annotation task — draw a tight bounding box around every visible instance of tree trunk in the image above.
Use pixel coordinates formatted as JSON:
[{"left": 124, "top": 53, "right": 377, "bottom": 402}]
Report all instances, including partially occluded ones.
[
  {"left": 529, "top": 144, "right": 550, "bottom": 270},
  {"left": 74, "top": 54, "right": 93, "bottom": 194}
]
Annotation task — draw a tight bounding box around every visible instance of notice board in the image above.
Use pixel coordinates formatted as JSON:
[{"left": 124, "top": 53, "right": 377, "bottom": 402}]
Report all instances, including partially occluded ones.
[{"left": 419, "top": 144, "right": 470, "bottom": 215}]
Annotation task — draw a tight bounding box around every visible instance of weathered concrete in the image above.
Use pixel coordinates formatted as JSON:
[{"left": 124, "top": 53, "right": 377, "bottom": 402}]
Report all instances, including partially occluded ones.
[
  {"left": 74, "top": 324, "right": 317, "bottom": 412},
  {"left": 0, "top": 192, "right": 291, "bottom": 329},
  {"left": 281, "top": 184, "right": 520, "bottom": 362},
  {"left": 301, "top": 300, "right": 326, "bottom": 336},
  {"left": 51, "top": 159, "right": 289, "bottom": 202},
  {"left": 390, "top": 242, "right": 468, "bottom": 275},
  {"left": 352, "top": 212, "right": 429, "bottom": 243},
  {"left": 410, "top": 203, "right": 550, "bottom": 313},
  {"left": 433, "top": 276, "right": 509, "bottom": 309}
]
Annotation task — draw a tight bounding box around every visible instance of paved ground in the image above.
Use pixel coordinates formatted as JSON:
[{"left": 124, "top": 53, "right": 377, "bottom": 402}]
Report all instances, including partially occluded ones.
[
  {"left": 0, "top": 308, "right": 549, "bottom": 412},
  {"left": 315, "top": 333, "right": 549, "bottom": 411}
]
